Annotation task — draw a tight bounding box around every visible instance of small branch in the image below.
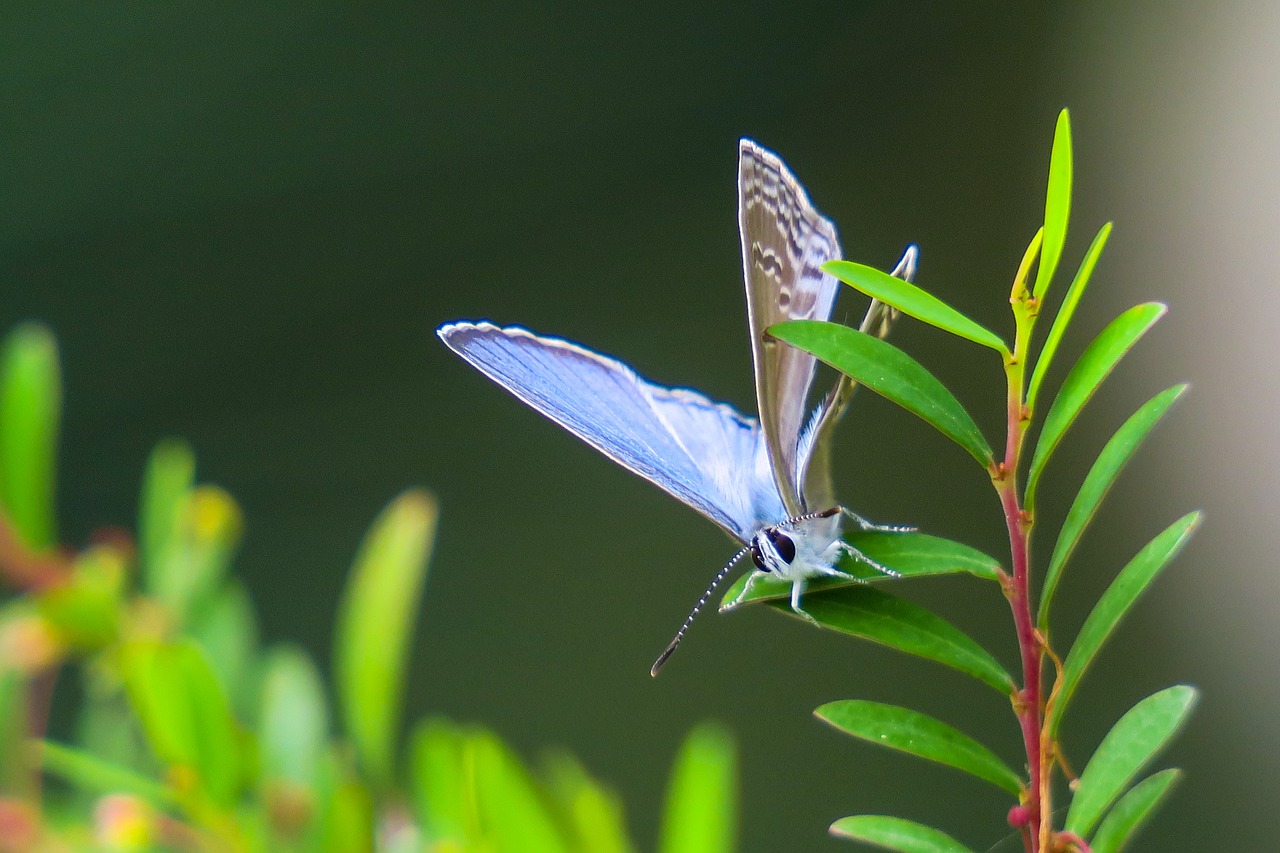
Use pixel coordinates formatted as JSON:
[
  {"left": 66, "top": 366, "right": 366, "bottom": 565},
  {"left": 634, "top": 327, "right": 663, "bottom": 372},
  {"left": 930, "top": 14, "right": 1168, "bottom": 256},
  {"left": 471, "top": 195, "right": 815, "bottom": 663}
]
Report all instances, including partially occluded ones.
[
  {"left": 0, "top": 514, "right": 71, "bottom": 592},
  {"left": 1056, "top": 831, "right": 1093, "bottom": 853}
]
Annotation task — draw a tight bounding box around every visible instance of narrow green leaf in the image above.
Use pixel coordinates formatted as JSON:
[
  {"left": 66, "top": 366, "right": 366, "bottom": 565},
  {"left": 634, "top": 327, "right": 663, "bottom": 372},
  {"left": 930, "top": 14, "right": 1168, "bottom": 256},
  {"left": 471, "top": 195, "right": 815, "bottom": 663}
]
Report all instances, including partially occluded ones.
[
  {"left": 410, "top": 719, "right": 469, "bottom": 844},
  {"left": 258, "top": 645, "right": 328, "bottom": 844},
  {"left": 830, "top": 815, "right": 975, "bottom": 852},
  {"left": 1090, "top": 769, "right": 1181, "bottom": 853},
  {"left": 771, "top": 320, "right": 993, "bottom": 467},
  {"left": 74, "top": 688, "right": 148, "bottom": 796},
  {"left": 334, "top": 489, "right": 437, "bottom": 788},
  {"left": 36, "top": 546, "right": 125, "bottom": 650},
  {"left": 469, "top": 729, "right": 571, "bottom": 853},
  {"left": 138, "top": 440, "right": 195, "bottom": 600},
  {"left": 817, "top": 701, "right": 1022, "bottom": 795},
  {"left": 1049, "top": 513, "right": 1201, "bottom": 738},
  {"left": 824, "top": 261, "right": 1009, "bottom": 354},
  {"left": 742, "top": 586, "right": 1013, "bottom": 694},
  {"left": 1026, "top": 303, "right": 1166, "bottom": 509},
  {"left": 1027, "top": 224, "right": 1112, "bottom": 415},
  {"left": 188, "top": 580, "right": 258, "bottom": 719},
  {"left": 722, "top": 531, "right": 1001, "bottom": 609},
  {"left": 121, "top": 642, "right": 193, "bottom": 770},
  {"left": 317, "top": 749, "right": 374, "bottom": 853},
  {"left": 121, "top": 639, "right": 242, "bottom": 806},
  {"left": 173, "top": 485, "right": 245, "bottom": 618},
  {"left": 0, "top": 668, "right": 28, "bottom": 793},
  {"left": 142, "top": 484, "right": 244, "bottom": 624},
  {"left": 36, "top": 740, "right": 177, "bottom": 807},
  {"left": 1014, "top": 229, "right": 1044, "bottom": 298},
  {"left": 543, "top": 752, "right": 635, "bottom": 853},
  {"left": 1065, "top": 686, "right": 1197, "bottom": 838},
  {"left": 1033, "top": 109, "right": 1074, "bottom": 299},
  {"left": 173, "top": 641, "right": 242, "bottom": 807},
  {"left": 259, "top": 645, "right": 329, "bottom": 791},
  {"left": 1038, "top": 385, "right": 1189, "bottom": 627},
  {"left": 0, "top": 323, "right": 61, "bottom": 550},
  {"left": 659, "top": 722, "right": 737, "bottom": 853}
]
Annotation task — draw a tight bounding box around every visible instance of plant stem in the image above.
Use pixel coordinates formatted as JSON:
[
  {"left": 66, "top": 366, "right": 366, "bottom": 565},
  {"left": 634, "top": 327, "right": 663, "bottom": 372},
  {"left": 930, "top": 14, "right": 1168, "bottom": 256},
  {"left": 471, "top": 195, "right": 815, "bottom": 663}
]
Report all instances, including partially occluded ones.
[
  {"left": 1000, "top": 479, "right": 1043, "bottom": 851},
  {"left": 999, "top": 278, "right": 1048, "bottom": 851}
]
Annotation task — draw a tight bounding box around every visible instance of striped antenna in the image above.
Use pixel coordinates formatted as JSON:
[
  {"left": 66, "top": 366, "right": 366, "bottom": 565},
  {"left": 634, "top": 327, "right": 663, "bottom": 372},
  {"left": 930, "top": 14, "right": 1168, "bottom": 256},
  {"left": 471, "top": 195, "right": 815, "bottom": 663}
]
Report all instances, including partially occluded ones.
[{"left": 650, "top": 543, "right": 752, "bottom": 677}]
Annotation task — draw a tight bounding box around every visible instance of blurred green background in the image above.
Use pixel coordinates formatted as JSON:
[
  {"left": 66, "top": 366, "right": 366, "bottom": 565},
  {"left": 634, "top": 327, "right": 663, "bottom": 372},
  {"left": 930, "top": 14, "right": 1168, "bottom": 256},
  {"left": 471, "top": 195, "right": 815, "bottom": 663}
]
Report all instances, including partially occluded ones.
[{"left": 3, "top": 2, "right": 1271, "bottom": 849}]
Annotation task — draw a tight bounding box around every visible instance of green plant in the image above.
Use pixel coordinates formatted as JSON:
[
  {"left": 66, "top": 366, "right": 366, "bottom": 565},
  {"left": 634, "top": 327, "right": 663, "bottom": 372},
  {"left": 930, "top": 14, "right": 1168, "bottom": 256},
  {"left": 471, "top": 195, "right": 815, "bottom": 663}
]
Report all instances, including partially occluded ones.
[
  {"left": 721, "top": 110, "right": 1196, "bottom": 851},
  {"left": 0, "top": 325, "right": 738, "bottom": 852}
]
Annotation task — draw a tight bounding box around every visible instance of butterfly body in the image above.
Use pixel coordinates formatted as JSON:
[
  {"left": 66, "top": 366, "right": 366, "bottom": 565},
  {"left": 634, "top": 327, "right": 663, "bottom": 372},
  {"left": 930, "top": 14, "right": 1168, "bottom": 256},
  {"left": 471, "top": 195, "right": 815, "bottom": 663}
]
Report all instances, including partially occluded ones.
[{"left": 439, "top": 140, "right": 918, "bottom": 672}]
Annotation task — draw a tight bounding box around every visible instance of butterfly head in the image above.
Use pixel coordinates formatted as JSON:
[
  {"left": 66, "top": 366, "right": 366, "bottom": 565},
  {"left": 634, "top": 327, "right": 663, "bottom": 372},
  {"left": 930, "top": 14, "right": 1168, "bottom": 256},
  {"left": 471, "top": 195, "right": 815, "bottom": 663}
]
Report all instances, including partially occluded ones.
[{"left": 750, "top": 527, "right": 796, "bottom": 574}]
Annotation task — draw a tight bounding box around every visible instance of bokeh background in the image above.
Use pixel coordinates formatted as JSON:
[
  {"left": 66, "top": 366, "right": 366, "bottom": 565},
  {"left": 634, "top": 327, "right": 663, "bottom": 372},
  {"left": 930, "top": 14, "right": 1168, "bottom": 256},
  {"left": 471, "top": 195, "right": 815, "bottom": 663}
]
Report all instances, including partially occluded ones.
[{"left": 4, "top": 2, "right": 1275, "bottom": 849}]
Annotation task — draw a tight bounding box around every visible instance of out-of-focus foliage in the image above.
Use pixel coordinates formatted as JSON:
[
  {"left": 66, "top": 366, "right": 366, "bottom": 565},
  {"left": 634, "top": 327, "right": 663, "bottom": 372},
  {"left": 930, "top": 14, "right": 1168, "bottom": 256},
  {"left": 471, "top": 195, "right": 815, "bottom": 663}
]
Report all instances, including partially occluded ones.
[{"left": 0, "top": 323, "right": 737, "bottom": 852}]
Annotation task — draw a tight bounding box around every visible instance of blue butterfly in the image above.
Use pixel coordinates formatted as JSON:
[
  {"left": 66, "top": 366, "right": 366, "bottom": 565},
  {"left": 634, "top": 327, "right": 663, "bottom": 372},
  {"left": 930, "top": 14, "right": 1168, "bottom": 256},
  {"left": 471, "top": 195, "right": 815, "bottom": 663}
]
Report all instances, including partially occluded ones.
[{"left": 440, "top": 140, "right": 917, "bottom": 673}]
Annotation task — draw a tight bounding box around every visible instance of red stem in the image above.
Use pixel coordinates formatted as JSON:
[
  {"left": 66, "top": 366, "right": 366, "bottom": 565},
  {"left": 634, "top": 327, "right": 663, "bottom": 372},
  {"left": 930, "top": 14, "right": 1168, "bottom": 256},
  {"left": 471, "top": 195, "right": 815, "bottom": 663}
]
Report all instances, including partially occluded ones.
[
  {"left": 999, "top": 327, "right": 1046, "bottom": 852},
  {"left": 1001, "top": 482, "right": 1043, "bottom": 851},
  {"left": 0, "top": 514, "right": 70, "bottom": 591}
]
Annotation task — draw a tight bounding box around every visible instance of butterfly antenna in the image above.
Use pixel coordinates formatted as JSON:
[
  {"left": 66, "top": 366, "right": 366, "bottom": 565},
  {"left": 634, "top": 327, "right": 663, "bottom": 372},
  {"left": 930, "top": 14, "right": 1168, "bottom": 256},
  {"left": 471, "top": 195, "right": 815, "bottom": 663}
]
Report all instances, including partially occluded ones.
[{"left": 651, "top": 543, "right": 752, "bottom": 677}]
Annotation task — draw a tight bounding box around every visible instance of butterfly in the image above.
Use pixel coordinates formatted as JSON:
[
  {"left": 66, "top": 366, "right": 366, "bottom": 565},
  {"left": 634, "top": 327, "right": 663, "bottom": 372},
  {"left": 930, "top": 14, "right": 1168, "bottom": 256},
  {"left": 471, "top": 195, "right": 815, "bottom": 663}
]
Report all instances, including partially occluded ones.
[{"left": 438, "top": 139, "right": 917, "bottom": 675}]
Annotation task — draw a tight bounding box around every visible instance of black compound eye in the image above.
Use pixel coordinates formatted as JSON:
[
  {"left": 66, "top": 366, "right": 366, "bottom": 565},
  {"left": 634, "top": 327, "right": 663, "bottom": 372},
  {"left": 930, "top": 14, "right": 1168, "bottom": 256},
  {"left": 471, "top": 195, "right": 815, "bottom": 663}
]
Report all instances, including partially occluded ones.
[
  {"left": 766, "top": 529, "right": 797, "bottom": 564},
  {"left": 750, "top": 541, "right": 769, "bottom": 572}
]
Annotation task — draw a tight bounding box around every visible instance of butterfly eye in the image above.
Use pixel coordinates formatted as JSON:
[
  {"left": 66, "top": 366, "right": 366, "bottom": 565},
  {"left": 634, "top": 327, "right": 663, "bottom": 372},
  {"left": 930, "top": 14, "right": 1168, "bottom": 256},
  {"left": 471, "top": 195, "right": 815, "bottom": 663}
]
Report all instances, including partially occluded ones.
[
  {"left": 765, "top": 529, "right": 797, "bottom": 564},
  {"left": 750, "top": 541, "right": 770, "bottom": 572}
]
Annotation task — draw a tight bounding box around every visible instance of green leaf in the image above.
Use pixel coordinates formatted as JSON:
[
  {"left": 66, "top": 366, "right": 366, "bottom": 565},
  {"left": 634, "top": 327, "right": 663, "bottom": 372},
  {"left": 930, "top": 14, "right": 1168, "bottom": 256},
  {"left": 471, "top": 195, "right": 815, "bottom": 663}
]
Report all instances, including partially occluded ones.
[
  {"left": 138, "top": 439, "right": 196, "bottom": 600},
  {"left": 410, "top": 718, "right": 469, "bottom": 844},
  {"left": 36, "top": 546, "right": 125, "bottom": 650},
  {"left": 816, "top": 701, "right": 1022, "bottom": 795},
  {"left": 1026, "top": 303, "right": 1166, "bottom": 509},
  {"left": 74, "top": 687, "right": 146, "bottom": 795},
  {"left": 824, "top": 261, "right": 1009, "bottom": 354},
  {"left": 722, "top": 531, "right": 1001, "bottom": 609},
  {"left": 1049, "top": 513, "right": 1200, "bottom": 738},
  {"left": 334, "top": 489, "right": 437, "bottom": 788},
  {"left": 121, "top": 639, "right": 242, "bottom": 806},
  {"left": 188, "top": 580, "right": 258, "bottom": 719},
  {"left": 543, "top": 752, "right": 636, "bottom": 853},
  {"left": 258, "top": 645, "right": 328, "bottom": 845},
  {"left": 36, "top": 740, "right": 177, "bottom": 807},
  {"left": 259, "top": 645, "right": 329, "bottom": 792},
  {"left": 1064, "top": 685, "right": 1197, "bottom": 838},
  {"left": 0, "top": 667, "right": 28, "bottom": 794},
  {"left": 0, "top": 323, "right": 61, "bottom": 550},
  {"left": 162, "top": 640, "right": 242, "bottom": 807},
  {"left": 317, "top": 749, "right": 374, "bottom": 853},
  {"left": 174, "top": 486, "right": 245, "bottom": 617},
  {"left": 1090, "top": 768, "right": 1181, "bottom": 853},
  {"left": 1015, "top": 229, "right": 1044, "bottom": 296},
  {"left": 469, "top": 728, "right": 571, "bottom": 853},
  {"left": 1027, "top": 223, "right": 1112, "bottom": 415},
  {"left": 1038, "top": 385, "right": 1188, "bottom": 627},
  {"left": 745, "top": 586, "right": 1014, "bottom": 694},
  {"left": 659, "top": 722, "right": 737, "bottom": 853},
  {"left": 771, "top": 320, "right": 993, "bottom": 467},
  {"left": 1032, "top": 109, "right": 1074, "bottom": 300},
  {"left": 830, "top": 815, "right": 975, "bottom": 852}
]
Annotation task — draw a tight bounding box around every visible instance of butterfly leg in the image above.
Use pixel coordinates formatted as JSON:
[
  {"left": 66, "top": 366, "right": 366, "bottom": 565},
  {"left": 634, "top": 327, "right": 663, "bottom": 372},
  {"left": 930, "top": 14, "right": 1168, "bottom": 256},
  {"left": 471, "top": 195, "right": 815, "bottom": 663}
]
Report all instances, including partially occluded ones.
[
  {"left": 833, "top": 505, "right": 915, "bottom": 534},
  {"left": 725, "top": 569, "right": 766, "bottom": 608},
  {"left": 789, "top": 578, "right": 820, "bottom": 625},
  {"left": 831, "top": 539, "right": 901, "bottom": 579}
]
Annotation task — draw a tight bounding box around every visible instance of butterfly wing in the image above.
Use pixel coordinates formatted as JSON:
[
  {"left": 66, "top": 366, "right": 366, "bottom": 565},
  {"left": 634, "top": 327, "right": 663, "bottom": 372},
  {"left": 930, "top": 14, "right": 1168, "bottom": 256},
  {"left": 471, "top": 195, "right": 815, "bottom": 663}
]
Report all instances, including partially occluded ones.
[
  {"left": 438, "top": 322, "right": 777, "bottom": 542},
  {"left": 800, "top": 245, "right": 918, "bottom": 510},
  {"left": 738, "top": 140, "right": 843, "bottom": 516}
]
